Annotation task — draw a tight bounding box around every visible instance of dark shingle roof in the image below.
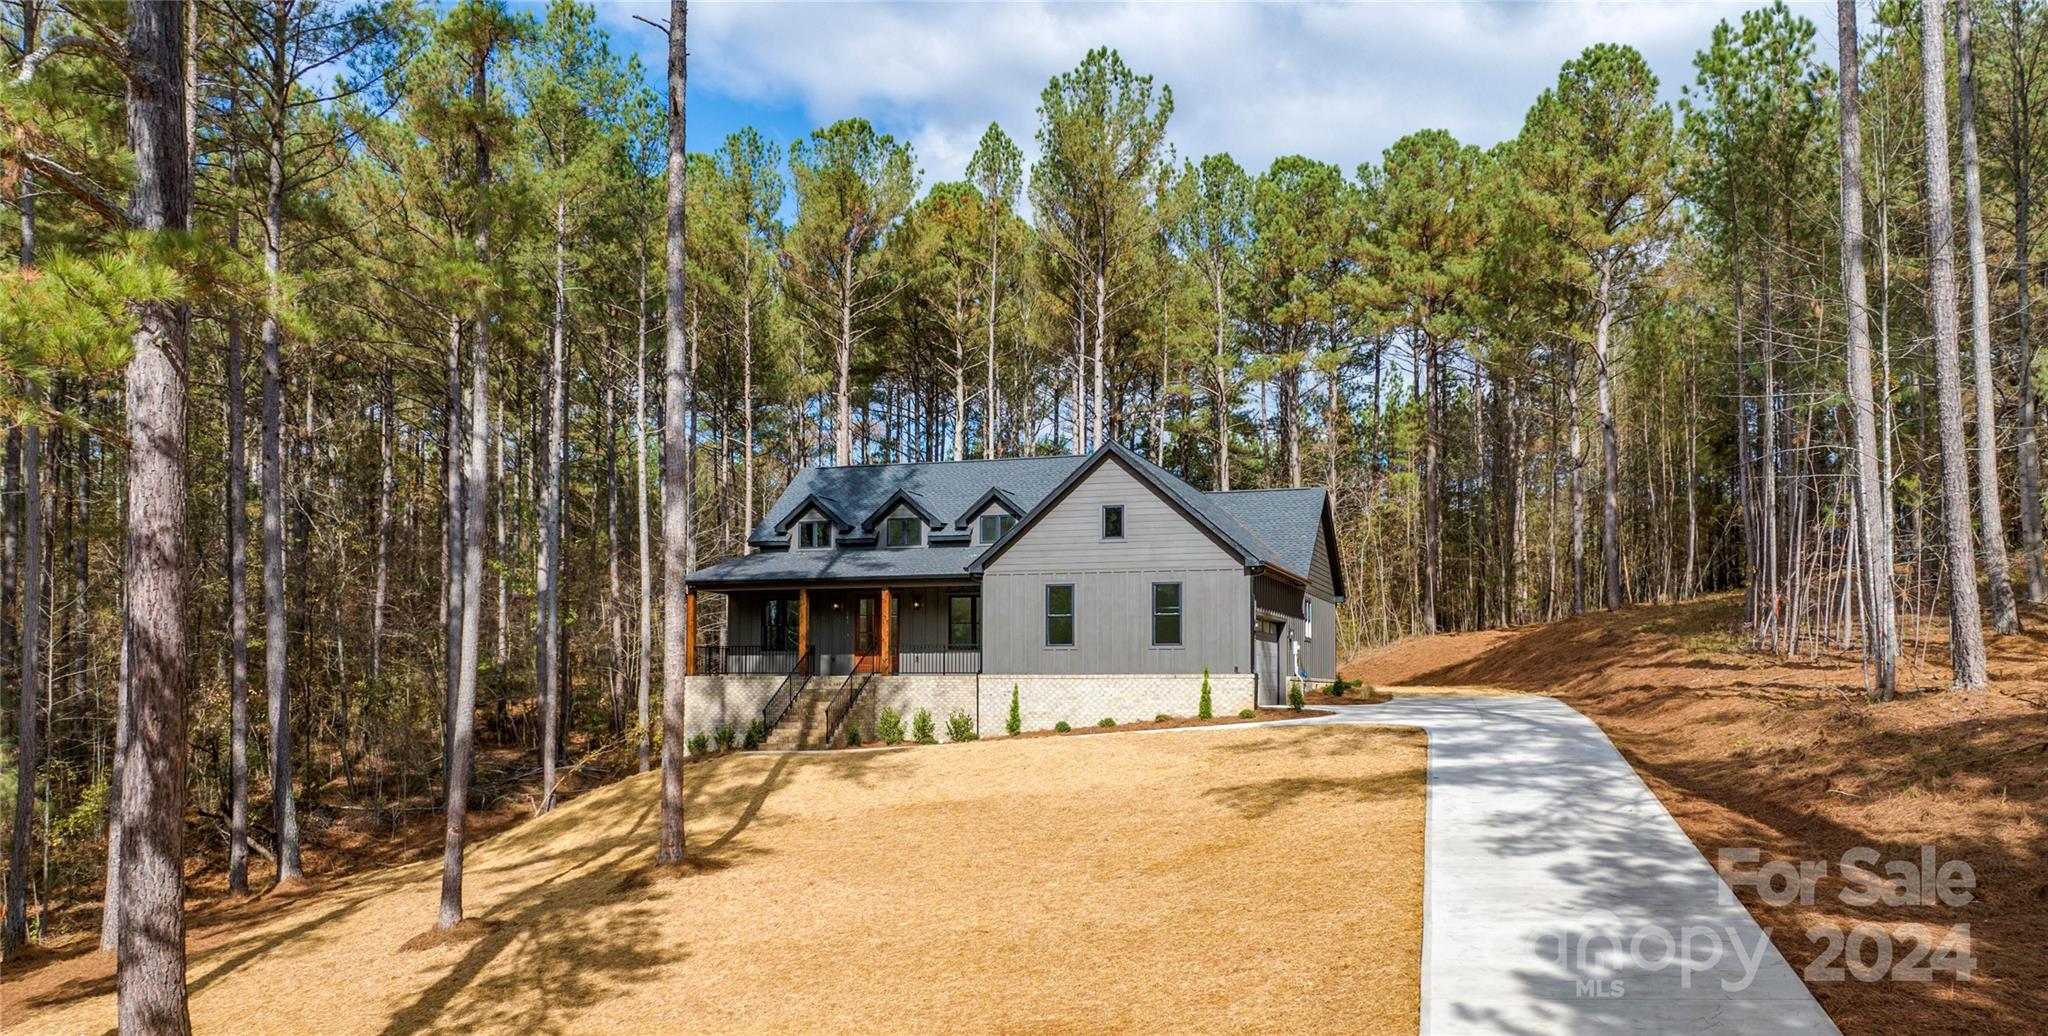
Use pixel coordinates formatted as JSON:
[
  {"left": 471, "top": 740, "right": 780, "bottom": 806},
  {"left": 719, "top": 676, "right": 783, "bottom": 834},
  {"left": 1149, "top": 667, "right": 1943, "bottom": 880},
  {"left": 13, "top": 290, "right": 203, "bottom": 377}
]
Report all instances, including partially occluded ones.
[
  {"left": 752, "top": 454, "right": 1087, "bottom": 546},
  {"left": 695, "top": 445, "right": 1336, "bottom": 593},
  {"left": 1206, "top": 488, "right": 1330, "bottom": 587},
  {"left": 687, "top": 545, "right": 987, "bottom": 588}
]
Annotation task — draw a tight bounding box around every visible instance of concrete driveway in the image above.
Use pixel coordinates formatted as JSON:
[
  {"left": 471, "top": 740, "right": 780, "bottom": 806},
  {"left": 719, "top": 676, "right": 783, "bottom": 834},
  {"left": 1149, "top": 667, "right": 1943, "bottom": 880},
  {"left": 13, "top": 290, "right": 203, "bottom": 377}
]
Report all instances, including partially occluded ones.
[{"left": 1262, "top": 696, "right": 1841, "bottom": 1035}]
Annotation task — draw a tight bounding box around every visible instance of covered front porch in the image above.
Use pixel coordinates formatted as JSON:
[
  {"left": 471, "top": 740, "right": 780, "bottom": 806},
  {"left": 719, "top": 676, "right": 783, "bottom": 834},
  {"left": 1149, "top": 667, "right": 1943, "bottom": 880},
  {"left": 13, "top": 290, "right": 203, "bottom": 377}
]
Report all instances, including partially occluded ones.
[{"left": 686, "top": 583, "right": 984, "bottom": 678}]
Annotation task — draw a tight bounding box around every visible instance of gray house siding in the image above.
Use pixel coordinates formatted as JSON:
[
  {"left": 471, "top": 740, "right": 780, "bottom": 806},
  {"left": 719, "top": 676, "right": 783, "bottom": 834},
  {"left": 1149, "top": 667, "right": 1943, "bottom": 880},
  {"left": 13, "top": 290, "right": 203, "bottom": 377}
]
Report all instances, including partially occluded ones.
[
  {"left": 1308, "top": 521, "right": 1338, "bottom": 599},
  {"left": 1253, "top": 574, "right": 1337, "bottom": 682},
  {"left": 983, "top": 456, "right": 1250, "bottom": 676}
]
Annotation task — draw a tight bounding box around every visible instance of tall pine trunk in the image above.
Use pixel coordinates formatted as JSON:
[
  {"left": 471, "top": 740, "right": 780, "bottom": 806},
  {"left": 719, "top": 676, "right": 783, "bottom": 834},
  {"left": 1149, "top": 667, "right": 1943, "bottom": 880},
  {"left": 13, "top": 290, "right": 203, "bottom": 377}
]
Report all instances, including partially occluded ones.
[
  {"left": 636, "top": 246, "right": 653, "bottom": 773},
  {"left": 260, "top": 0, "right": 300, "bottom": 884},
  {"left": 538, "top": 203, "right": 566, "bottom": 813},
  {"left": 116, "top": 0, "right": 194, "bottom": 1025},
  {"left": 1955, "top": 0, "right": 2021, "bottom": 633},
  {"left": 1594, "top": 260, "right": 1624, "bottom": 611},
  {"left": 1839, "top": 0, "right": 1900, "bottom": 700},
  {"left": 439, "top": 36, "right": 495, "bottom": 929},
  {"left": 5, "top": 403, "right": 39, "bottom": 957},
  {"left": 2015, "top": 0, "right": 2044, "bottom": 603},
  {"left": 659, "top": 0, "right": 692, "bottom": 865},
  {"left": 1921, "top": 0, "right": 1991, "bottom": 690},
  {"left": 226, "top": 274, "right": 252, "bottom": 893}
]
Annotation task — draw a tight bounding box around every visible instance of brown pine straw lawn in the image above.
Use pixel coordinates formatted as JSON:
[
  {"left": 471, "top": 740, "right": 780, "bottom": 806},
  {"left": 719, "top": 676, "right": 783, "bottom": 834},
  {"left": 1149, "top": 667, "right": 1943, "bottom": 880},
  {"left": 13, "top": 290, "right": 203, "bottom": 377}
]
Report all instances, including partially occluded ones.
[{"left": 9, "top": 724, "right": 1426, "bottom": 1035}]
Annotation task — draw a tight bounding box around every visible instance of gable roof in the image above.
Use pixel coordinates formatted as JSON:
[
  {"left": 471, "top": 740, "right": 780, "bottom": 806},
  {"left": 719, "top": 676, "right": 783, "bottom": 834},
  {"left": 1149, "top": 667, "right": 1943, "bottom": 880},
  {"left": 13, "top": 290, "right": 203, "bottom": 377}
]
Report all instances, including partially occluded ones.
[
  {"left": 968, "top": 443, "right": 1319, "bottom": 587},
  {"left": 701, "top": 444, "right": 1342, "bottom": 595},
  {"left": 750, "top": 454, "right": 1086, "bottom": 549},
  {"left": 1207, "top": 487, "right": 1346, "bottom": 600}
]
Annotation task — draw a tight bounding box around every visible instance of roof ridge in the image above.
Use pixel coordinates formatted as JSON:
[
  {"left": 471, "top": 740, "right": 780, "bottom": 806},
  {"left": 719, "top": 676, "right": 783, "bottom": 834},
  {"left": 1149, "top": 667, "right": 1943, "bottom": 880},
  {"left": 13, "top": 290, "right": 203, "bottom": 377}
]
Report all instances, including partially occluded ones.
[{"left": 800, "top": 453, "right": 1085, "bottom": 472}]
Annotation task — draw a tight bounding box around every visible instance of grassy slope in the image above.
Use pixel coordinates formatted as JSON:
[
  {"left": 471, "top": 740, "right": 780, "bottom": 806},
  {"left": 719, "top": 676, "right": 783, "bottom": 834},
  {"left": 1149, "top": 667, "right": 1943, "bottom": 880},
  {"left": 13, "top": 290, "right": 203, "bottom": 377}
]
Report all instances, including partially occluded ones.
[{"left": 1344, "top": 592, "right": 2048, "bottom": 1036}]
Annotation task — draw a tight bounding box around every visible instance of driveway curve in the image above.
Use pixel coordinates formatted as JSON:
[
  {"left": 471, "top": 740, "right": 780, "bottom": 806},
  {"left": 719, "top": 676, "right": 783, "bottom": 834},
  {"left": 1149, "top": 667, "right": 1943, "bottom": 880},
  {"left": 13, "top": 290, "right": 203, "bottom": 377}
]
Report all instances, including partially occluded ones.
[{"left": 1266, "top": 695, "right": 1840, "bottom": 1035}]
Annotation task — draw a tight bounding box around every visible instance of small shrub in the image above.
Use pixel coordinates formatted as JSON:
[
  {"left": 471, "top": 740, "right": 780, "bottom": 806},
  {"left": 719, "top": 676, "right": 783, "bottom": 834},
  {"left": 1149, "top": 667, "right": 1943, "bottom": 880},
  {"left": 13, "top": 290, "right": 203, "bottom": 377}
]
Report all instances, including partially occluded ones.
[
  {"left": 743, "top": 719, "right": 767, "bottom": 749},
  {"left": 688, "top": 732, "right": 711, "bottom": 757},
  {"left": 1198, "top": 666, "right": 1213, "bottom": 719},
  {"left": 1326, "top": 678, "right": 1347, "bottom": 698},
  {"left": 1006, "top": 685, "right": 1022, "bottom": 736},
  {"left": 1288, "top": 682, "right": 1305, "bottom": 711},
  {"left": 877, "top": 708, "right": 905, "bottom": 745},
  {"left": 1155, "top": 713, "right": 1172, "bottom": 723},
  {"left": 912, "top": 708, "right": 937, "bottom": 745},
  {"left": 1098, "top": 717, "right": 1116, "bottom": 728},
  {"left": 844, "top": 723, "right": 862, "bottom": 748},
  {"left": 1238, "top": 708, "right": 1255, "bottom": 719},
  {"left": 1054, "top": 720, "right": 1071, "bottom": 733},
  {"left": 945, "top": 710, "right": 978, "bottom": 742},
  {"left": 714, "top": 723, "right": 737, "bottom": 750}
]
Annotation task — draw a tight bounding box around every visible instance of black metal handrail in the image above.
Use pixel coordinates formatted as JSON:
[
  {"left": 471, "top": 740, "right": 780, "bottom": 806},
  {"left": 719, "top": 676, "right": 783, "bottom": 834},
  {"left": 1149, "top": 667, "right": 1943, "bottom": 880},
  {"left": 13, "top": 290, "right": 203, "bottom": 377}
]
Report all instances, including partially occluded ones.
[
  {"left": 824, "top": 655, "right": 876, "bottom": 745},
  {"left": 891, "top": 643, "right": 982, "bottom": 675},
  {"left": 760, "top": 647, "right": 814, "bottom": 734},
  {"left": 697, "top": 644, "right": 800, "bottom": 676}
]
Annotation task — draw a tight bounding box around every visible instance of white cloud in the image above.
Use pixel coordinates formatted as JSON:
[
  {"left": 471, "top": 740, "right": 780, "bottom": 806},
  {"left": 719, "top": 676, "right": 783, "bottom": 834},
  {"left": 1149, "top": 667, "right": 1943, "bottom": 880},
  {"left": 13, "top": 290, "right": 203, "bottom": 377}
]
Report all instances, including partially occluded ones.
[{"left": 596, "top": 0, "right": 1831, "bottom": 183}]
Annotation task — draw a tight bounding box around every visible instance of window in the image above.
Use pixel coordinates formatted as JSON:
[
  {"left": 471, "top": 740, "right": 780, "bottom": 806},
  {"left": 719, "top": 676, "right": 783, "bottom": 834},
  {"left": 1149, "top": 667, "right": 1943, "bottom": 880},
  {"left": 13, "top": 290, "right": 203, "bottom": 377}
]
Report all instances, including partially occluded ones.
[
  {"left": 1101, "top": 504, "right": 1125, "bottom": 540},
  {"left": 1302, "top": 596, "right": 1314, "bottom": 640},
  {"left": 762, "top": 598, "right": 799, "bottom": 651},
  {"left": 1045, "top": 583, "right": 1075, "bottom": 646},
  {"left": 797, "top": 519, "right": 831, "bottom": 549},
  {"left": 948, "top": 594, "right": 981, "bottom": 648},
  {"left": 978, "top": 512, "right": 1016, "bottom": 544},
  {"left": 1151, "top": 582, "right": 1183, "bottom": 646},
  {"left": 883, "top": 516, "right": 923, "bottom": 547}
]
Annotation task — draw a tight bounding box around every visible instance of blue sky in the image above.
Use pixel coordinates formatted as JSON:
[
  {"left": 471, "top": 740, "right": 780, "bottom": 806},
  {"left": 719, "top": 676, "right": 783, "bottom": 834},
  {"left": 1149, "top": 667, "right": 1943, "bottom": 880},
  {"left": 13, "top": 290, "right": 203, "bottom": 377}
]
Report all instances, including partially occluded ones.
[{"left": 562, "top": 1, "right": 1830, "bottom": 186}]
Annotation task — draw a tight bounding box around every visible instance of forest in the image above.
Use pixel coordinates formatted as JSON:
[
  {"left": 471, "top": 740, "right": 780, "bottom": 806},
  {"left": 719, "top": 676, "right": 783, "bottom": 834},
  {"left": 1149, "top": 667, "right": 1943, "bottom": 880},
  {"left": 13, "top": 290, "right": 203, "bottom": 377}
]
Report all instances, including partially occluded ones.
[{"left": 2, "top": 0, "right": 2045, "bottom": 1029}]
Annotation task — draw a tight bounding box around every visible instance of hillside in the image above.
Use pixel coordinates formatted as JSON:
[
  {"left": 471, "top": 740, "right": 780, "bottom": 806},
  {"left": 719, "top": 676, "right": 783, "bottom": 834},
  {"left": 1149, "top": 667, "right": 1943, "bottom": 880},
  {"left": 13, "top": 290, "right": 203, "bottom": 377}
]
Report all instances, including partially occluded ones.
[{"left": 1343, "top": 593, "right": 2048, "bottom": 1036}]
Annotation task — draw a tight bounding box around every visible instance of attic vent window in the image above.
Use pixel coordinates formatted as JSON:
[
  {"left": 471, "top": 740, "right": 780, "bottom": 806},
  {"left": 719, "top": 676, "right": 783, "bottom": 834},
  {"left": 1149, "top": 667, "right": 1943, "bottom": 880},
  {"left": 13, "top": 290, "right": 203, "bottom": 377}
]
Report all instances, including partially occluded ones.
[
  {"left": 1101, "top": 505, "right": 1125, "bottom": 540},
  {"left": 797, "top": 520, "right": 831, "bottom": 549},
  {"left": 884, "top": 516, "right": 923, "bottom": 547}
]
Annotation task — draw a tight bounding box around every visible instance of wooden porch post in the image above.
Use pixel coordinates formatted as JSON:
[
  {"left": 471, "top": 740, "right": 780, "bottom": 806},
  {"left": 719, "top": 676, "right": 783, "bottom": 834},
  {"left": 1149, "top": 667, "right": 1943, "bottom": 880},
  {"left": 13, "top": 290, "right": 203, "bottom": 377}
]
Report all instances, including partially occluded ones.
[
  {"left": 878, "top": 587, "right": 893, "bottom": 675},
  {"left": 684, "top": 588, "right": 698, "bottom": 676},
  {"left": 797, "top": 588, "right": 811, "bottom": 674}
]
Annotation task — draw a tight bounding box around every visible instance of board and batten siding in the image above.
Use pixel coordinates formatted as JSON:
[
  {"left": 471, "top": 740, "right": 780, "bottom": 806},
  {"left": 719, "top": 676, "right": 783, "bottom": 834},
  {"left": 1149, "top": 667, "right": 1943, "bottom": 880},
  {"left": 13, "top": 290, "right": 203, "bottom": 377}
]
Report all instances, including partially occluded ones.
[{"left": 982, "top": 456, "right": 1251, "bottom": 676}]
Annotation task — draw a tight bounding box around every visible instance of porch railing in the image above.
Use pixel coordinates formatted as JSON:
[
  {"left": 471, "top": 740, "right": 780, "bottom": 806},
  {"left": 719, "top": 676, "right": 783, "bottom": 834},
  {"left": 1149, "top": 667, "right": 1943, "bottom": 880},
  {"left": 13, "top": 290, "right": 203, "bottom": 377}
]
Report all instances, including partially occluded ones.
[
  {"left": 890, "top": 643, "right": 982, "bottom": 675},
  {"left": 760, "top": 647, "right": 814, "bottom": 734},
  {"left": 824, "top": 655, "right": 876, "bottom": 745},
  {"left": 696, "top": 644, "right": 799, "bottom": 676}
]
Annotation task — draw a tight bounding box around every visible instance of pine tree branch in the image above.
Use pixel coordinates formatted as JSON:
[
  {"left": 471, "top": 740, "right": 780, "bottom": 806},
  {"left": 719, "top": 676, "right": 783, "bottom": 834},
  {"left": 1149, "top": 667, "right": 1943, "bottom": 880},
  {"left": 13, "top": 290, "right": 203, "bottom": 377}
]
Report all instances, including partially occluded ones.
[
  {"left": 2, "top": 145, "right": 125, "bottom": 225},
  {"left": 12, "top": 33, "right": 124, "bottom": 86}
]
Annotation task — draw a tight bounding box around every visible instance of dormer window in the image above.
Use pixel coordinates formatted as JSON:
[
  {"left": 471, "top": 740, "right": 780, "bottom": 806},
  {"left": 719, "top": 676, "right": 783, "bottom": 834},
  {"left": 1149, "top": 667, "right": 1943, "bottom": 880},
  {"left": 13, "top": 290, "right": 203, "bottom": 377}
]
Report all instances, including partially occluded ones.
[
  {"left": 883, "top": 516, "right": 923, "bottom": 547},
  {"left": 1101, "top": 505, "right": 1125, "bottom": 540},
  {"left": 797, "top": 519, "right": 831, "bottom": 550},
  {"left": 978, "top": 512, "right": 1016, "bottom": 544}
]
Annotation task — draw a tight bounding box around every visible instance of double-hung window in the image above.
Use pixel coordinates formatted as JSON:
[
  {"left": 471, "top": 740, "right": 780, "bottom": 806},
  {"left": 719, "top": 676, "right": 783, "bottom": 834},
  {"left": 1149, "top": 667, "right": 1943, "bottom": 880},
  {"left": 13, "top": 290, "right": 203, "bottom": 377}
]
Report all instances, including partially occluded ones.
[
  {"left": 883, "top": 516, "right": 923, "bottom": 547},
  {"left": 1045, "top": 584, "right": 1075, "bottom": 646},
  {"left": 1151, "top": 582, "right": 1183, "bottom": 646},
  {"left": 796, "top": 519, "right": 831, "bottom": 549}
]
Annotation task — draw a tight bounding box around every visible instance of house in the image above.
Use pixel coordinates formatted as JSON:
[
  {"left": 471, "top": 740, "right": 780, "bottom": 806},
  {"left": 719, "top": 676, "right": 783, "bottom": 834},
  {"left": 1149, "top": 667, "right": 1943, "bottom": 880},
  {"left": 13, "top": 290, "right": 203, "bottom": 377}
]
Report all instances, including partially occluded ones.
[{"left": 681, "top": 441, "right": 1345, "bottom": 747}]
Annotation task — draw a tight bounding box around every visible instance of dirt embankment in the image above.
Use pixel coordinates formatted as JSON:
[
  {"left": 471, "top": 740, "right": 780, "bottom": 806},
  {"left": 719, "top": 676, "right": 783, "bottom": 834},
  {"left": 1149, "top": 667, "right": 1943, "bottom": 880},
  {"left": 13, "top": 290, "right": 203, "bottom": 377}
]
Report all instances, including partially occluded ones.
[{"left": 1344, "top": 594, "right": 2048, "bottom": 1036}]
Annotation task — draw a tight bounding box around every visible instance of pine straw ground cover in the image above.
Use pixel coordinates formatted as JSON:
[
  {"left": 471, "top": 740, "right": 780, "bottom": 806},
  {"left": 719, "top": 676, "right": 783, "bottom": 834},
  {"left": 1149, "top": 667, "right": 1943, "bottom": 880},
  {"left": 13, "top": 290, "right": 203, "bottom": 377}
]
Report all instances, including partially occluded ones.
[{"left": 8, "top": 724, "right": 1426, "bottom": 1035}]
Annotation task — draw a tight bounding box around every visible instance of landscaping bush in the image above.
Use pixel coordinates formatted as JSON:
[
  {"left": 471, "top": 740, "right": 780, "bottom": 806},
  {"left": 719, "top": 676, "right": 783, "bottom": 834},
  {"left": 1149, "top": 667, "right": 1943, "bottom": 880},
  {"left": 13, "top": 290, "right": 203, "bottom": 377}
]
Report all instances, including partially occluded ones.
[
  {"left": 1006, "top": 685, "right": 1022, "bottom": 736},
  {"left": 1054, "top": 720, "right": 1071, "bottom": 733},
  {"left": 688, "top": 732, "right": 711, "bottom": 757},
  {"left": 1238, "top": 708, "right": 1255, "bottom": 719},
  {"left": 945, "top": 710, "right": 978, "bottom": 742},
  {"left": 1198, "top": 667, "right": 1213, "bottom": 719},
  {"left": 1155, "top": 713, "right": 1172, "bottom": 723},
  {"left": 743, "top": 719, "right": 767, "bottom": 749},
  {"left": 1288, "top": 682, "right": 1305, "bottom": 711},
  {"left": 844, "top": 723, "right": 862, "bottom": 748},
  {"left": 877, "top": 708, "right": 905, "bottom": 745},
  {"left": 912, "top": 708, "right": 937, "bottom": 744},
  {"left": 714, "top": 723, "right": 737, "bottom": 750},
  {"left": 1326, "top": 677, "right": 1348, "bottom": 698},
  {"left": 1098, "top": 717, "right": 1116, "bottom": 727}
]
